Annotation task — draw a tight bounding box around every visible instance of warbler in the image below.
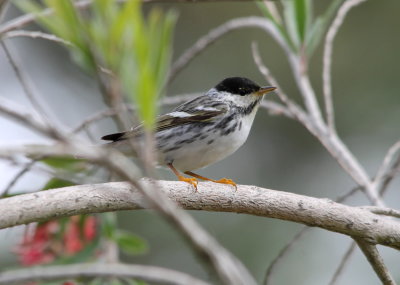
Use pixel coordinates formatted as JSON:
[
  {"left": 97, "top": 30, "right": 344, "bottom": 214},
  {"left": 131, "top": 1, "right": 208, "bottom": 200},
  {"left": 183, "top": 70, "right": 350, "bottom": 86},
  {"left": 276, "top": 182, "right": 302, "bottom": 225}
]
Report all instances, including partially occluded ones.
[{"left": 102, "top": 77, "right": 276, "bottom": 190}]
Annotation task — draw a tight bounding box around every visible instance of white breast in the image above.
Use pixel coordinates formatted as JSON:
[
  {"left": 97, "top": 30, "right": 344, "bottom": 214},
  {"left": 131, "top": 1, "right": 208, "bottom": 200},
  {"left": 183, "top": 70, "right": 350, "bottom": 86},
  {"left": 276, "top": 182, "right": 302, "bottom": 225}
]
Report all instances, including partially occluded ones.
[{"left": 161, "top": 107, "right": 259, "bottom": 172}]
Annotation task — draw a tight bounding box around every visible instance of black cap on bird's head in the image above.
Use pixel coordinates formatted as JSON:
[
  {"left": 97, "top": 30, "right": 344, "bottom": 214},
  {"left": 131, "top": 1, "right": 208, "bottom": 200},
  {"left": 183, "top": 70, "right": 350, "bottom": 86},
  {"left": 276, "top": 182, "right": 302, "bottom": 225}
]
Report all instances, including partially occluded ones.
[{"left": 215, "top": 77, "right": 276, "bottom": 96}]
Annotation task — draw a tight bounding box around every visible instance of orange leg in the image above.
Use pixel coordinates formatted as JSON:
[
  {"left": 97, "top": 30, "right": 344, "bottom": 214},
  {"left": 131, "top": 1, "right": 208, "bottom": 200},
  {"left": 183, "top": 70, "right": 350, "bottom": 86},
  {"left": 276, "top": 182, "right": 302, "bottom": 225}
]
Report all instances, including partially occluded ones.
[
  {"left": 167, "top": 164, "right": 198, "bottom": 191},
  {"left": 184, "top": 171, "right": 237, "bottom": 190}
]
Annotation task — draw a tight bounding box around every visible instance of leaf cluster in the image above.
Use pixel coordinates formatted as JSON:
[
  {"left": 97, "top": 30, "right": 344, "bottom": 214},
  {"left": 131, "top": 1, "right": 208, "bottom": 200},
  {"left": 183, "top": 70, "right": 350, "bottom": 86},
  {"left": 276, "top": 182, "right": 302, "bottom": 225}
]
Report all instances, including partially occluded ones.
[
  {"left": 257, "top": 0, "right": 344, "bottom": 57},
  {"left": 16, "top": 0, "right": 177, "bottom": 129}
]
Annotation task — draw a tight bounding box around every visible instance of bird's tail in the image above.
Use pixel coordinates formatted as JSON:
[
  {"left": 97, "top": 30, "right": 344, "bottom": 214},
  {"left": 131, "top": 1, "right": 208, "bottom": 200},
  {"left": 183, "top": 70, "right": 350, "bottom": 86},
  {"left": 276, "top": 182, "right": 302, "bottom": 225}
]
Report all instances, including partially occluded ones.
[{"left": 101, "top": 131, "right": 127, "bottom": 142}]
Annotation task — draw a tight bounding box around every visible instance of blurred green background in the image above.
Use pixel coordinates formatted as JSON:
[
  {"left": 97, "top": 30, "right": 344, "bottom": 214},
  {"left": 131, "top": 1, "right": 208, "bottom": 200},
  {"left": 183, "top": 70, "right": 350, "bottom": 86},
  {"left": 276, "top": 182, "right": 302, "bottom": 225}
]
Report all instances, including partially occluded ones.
[{"left": 0, "top": 1, "right": 399, "bottom": 284}]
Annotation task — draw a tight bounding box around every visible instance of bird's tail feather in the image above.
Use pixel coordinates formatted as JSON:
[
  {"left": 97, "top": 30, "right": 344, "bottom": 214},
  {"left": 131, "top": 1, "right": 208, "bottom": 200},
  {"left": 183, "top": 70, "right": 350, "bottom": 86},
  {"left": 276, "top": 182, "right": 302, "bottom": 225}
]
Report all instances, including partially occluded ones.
[{"left": 101, "top": 131, "right": 127, "bottom": 142}]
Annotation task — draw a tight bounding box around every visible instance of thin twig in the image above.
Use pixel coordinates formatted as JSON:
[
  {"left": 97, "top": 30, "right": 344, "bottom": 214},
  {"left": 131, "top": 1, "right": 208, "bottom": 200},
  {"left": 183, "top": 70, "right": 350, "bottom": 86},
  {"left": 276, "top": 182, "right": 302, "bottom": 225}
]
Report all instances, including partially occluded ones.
[
  {"left": 354, "top": 239, "right": 396, "bottom": 285},
  {"left": 288, "top": 55, "right": 325, "bottom": 127},
  {"left": 1, "top": 41, "right": 58, "bottom": 131},
  {"left": 82, "top": 125, "right": 97, "bottom": 142},
  {"left": 379, "top": 156, "right": 400, "bottom": 196},
  {"left": 335, "top": 185, "right": 361, "bottom": 203},
  {"left": 2, "top": 157, "right": 98, "bottom": 190},
  {"left": 323, "top": 0, "right": 367, "bottom": 132},
  {"left": 263, "top": 226, "right": 310, "bottom": 285},
  {"left": 169, "top": 16, "right": 290, "bottom": 83},
  {"left": 0, "top": 263, "right": 211, "bottom": 285},
  {"left": 0, "top": 0, "right": 91, "bottom": 34},
  {"left": 3, "top": 30, "right": 72, "bottom": 46},
  {"left": 0, "top": 97, "right": 64, "bottom": 140},
  {"left": 374, "top": 140, "right": 400, "bottom": 189},
  {"left": 361, "top": 206, "right": 400, "bottom": 219},
  {"left": 251, "top": 41, "right": 318, "bottom": 133},
  {"left": 0, "top": 0, "right": 272, "bottom": 36},
  {"left": 72, "top": 108, "right": 118, "bottom": 134},
  {"left": 1, "top": 159, "right": 38, "bottom": 197},
  {"left": 251, "top": 41, "right": 314, "bottom": 125},
  {"left": 251, "top": 42, "right": 291, "bottom": 105},
  {"left": 328, "top": 242, "right": 356, "bottom": 285},
  {"left": 0, "top": 1, "right": 9, "bottom": 23},
  {"left": 260, "top": 100, "right": 293, "bottom": 118}
]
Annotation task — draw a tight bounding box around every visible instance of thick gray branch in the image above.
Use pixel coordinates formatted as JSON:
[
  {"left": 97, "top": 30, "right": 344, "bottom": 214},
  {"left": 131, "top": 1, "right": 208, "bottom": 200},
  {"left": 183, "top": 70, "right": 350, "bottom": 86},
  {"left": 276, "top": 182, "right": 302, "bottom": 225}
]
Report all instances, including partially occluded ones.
[
  {"left": 0, "top": 180, "right": 399, "bottom": 250},
  {"left": 0, "top": 263, "right": 211, "bottom": 285}
]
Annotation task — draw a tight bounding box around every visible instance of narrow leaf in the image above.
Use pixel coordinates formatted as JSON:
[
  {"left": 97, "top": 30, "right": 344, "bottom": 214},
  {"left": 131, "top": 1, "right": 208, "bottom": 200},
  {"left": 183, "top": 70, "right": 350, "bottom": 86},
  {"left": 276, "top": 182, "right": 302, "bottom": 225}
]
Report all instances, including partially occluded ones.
[
  {"left": 115, "top": 230, "right": 148, "bottom": 255},
  {"left": 305, "top": 0, "right": 345, "bottom": 56}
]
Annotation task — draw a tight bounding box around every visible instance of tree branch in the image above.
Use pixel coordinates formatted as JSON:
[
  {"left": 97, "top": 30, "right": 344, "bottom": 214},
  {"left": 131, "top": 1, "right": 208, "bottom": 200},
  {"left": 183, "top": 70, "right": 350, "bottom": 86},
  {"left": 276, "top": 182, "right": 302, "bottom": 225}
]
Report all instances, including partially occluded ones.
[
  {"left": 0, "top": 142, "right": 257, "bottom": 285},
  {"left": 354, "top": 239, "right": 396, "bottom": 285},
  {"left": 0, "top": 180, "right": 399, "bottom": 250},
  {"left": 0, "top": 263, "right": 211, "bottom": 285}
]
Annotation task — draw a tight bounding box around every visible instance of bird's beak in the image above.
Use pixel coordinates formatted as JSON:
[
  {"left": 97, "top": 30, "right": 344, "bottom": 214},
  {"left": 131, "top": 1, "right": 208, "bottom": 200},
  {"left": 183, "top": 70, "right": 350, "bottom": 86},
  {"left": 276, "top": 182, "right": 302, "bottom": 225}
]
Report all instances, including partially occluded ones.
[{"left": 256, "top": 86, "right": 276, "bottom": 96}]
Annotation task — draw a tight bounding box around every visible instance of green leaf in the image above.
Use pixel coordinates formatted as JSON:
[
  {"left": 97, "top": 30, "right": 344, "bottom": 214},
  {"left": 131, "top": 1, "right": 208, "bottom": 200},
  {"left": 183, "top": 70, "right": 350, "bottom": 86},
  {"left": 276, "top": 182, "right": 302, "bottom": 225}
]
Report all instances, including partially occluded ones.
[
  {"left": 256, "top": 2, "right": 296, "bottom": 52},
  {"left": 305, "top": 0, "right": 345, "bottom": 56},
  {"left": 102, "top": 212, "right": 117, "bottom": 239},
  {"left": 42, "top": 178, "right": 75, "bottom": 190},
  {"left": 283, "top": 0, "right": 312, "bottom": 50},
  {"left": 115, "top": 230, "right": 148, "bottom": 255},
  {"left": 17, "top": 0, "right": 176, "bottom": 132},
  {"left": 256, "top": 1, "right": 280, "bottom": 24},
  {"left": 41, "top": 156, "right": 86, "bottom": 171}
]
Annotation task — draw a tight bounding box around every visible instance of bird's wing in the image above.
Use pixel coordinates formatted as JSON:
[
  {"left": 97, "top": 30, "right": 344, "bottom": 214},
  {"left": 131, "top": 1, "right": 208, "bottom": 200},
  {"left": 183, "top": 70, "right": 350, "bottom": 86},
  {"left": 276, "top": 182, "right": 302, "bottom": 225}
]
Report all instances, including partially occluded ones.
[
  {"left": 155, "top": 96, "right": 228, "bottom": 132},
  {"left": 102, "top": 96, "right": 228, "bottom": 142}
]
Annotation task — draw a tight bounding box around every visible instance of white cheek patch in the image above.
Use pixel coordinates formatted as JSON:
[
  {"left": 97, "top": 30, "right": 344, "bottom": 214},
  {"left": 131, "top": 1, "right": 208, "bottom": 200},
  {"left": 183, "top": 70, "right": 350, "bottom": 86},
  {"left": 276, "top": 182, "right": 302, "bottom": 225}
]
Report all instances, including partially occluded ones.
[{"left": 169, "top": 111, "right": 193, "bottom": 118}]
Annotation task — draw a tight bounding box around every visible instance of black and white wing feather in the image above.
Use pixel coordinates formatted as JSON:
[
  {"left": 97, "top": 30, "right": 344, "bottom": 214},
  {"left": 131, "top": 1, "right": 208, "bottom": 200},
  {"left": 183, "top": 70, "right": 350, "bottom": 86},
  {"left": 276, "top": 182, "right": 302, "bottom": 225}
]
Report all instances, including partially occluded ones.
[{"left": 101, "top": 96, "right": 228, "bottom": 142}]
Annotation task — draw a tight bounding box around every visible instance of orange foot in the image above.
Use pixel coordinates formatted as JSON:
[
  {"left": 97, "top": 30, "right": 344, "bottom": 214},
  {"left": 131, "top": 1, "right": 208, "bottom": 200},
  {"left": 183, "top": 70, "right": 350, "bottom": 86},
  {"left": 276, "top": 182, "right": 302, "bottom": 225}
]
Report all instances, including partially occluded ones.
[
  {"left": 184, "top": 171, "right": 237, "bottom": 191},
  {"left": 212, "top": 178, "right": 237, "bottom": 191},
  {"left": 168, "top": 163, "right": 199, "bottom": 191},
  {"left": 178, "top": 176, "right": 199, "bottom": 191}
]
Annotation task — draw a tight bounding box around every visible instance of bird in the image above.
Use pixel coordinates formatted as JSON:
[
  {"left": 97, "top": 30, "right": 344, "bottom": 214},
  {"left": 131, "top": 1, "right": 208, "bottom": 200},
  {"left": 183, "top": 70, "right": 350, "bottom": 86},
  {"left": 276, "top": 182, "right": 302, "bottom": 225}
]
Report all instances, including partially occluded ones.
[{"left": 101, "top": 77, "right": 276, "bottom": 190}]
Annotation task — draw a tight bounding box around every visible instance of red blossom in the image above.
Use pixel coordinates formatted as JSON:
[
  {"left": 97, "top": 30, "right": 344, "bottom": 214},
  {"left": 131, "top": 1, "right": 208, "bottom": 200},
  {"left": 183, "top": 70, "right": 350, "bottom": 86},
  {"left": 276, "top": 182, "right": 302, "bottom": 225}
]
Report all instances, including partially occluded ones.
[
  {"left": 16, "top": 222, "right": 58, "bottom": 266},
  {"left": 64, "top": 217, "right": 83, "bottom": 254},
  {"left": 17, "top": 246, "right": 55, "bottom": 266},
  {"left": 83, "top": 216, "right": 97, "bottom": 241},
  {"left": 15, "top": 215, "right": 97, "bottom": 265}
]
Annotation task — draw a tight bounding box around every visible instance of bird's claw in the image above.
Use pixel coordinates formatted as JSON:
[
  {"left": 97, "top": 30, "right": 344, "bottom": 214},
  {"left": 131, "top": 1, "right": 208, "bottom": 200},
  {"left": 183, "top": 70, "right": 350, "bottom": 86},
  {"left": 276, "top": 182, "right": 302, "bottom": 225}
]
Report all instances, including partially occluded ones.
[
  {"left": 214, "top": 178, "right": 237, "bottom": 191},
  {"left": 179, "top": 176, "right": 199, "bottom": 191}
]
